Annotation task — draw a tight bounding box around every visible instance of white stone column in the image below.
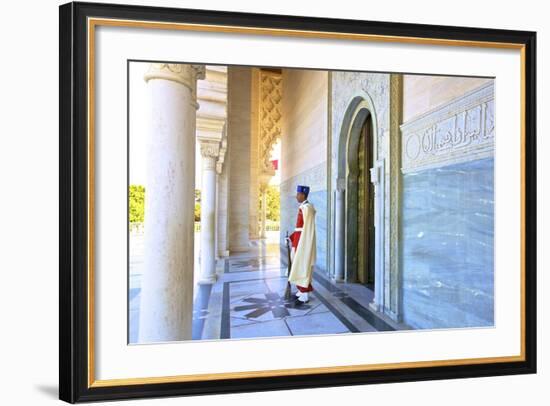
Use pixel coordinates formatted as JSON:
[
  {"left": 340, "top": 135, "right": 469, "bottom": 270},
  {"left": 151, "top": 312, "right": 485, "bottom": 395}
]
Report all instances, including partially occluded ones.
[
  {"left": 334, "top": 186, "right": 345, "bottom": 282},
  {"left": 227, "top": 67, "right": 252, "bottom": 252},
  {"left": 196, "top": 66, "right": 228, "bottom": 258},
  {"left": 260, "top": 186, "right": 267, "bottom": 239},
  {"left": 214, "top": 176, "right": 219, "bottom": 260},
  {"left": 198, "top": 141, "right": 219, "bottom": 283},
  {"left": 216, "top": 158, "right": 230, "bottom": 257},
  {"left": 258, "top": 172, "right": 272, "bottom": 240},
  {"left": 249, "top": 68, "right": 261, "bottom": 240},
  {"left": 369, "top": 159, "right": 386, "bottom": 313},
  {"left": 138, "top": 63, "right": 205, "bottom": 343}
]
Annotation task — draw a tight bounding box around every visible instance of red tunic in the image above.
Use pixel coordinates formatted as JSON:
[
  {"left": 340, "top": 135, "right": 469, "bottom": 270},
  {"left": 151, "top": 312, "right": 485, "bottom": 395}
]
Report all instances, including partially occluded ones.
[
  {"left": 289, "top": 208, "right": 303, "bottom": 249},
  {"left": 289, "top": 206, "right": 313, "bottom": 293}
]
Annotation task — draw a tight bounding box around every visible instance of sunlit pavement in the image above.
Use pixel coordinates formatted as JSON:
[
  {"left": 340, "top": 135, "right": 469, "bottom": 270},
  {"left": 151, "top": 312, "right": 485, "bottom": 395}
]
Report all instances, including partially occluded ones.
[{"left": 129, "top": 230, "right": 410, "bottom": 344}]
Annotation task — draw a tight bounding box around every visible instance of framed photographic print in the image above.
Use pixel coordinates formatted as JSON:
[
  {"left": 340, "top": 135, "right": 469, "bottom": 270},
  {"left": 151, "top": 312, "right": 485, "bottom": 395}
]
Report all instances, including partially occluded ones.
[{"left": 59, "top": 1, "right": 537, "bottom": 403}]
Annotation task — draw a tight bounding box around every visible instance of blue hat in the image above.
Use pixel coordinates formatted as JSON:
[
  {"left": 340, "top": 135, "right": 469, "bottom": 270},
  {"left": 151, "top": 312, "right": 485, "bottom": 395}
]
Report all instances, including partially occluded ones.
[{"left": 297, "top": 185, "right": 310, "bottom": 195}]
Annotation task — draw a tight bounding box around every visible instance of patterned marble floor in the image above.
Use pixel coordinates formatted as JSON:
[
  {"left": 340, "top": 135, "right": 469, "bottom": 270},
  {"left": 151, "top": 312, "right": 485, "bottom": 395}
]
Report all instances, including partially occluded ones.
[
  {"left": 193, "top": 238, "right": 411, "bottom": 340},
  {"left": 129, "top": 232, "right": 411, "bottom": 343}
]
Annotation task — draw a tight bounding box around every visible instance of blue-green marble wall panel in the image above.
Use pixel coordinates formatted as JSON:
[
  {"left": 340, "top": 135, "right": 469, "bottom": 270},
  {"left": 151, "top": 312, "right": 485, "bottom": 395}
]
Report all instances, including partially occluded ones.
[{"left": 402, "top": 157, "right": 494, "bottom": 329}]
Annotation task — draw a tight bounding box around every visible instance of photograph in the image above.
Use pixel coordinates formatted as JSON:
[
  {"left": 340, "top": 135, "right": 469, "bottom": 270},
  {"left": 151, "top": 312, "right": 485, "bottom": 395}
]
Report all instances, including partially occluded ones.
[
  {"left": 128, "top": 62, "right": 496, "bottom": 343},
  {"left": 58, "top": 2, "right": 536, "bottom": 401}
]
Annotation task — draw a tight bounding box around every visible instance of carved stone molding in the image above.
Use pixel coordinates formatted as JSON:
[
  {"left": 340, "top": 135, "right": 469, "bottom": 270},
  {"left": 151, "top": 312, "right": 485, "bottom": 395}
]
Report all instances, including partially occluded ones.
[
  {"left": 196, "top": 66, "right": 227, "bottom": 174},
  {"left": 200, "top": 141, "right": 220, "bottom": 157},
  {"left": 197, "top": 66, "right": 227, "bottom": 137},
  {"left": 216, "top": 130, "right": 228, "bottom": 175},
  {"left": 400, "top": 82, "right": 494, "bottom": 173},
  {"left": 144, "top": 64, "right": 206, "bottom": 106},
  {"left": 259, "top": 70, "right": 282, "bottom": 173},
  {"left": 196, "top": 117, "right": 226, "bottom": 141},
  {"left": 369, "top": 159, "right": 385, "bottom": 313}
]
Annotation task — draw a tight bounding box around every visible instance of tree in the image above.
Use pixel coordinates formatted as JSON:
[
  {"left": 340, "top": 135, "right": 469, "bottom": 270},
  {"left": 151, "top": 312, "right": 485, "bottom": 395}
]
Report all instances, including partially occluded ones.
[
  {"left": 129, "top": 185, "right": 145, "bottom": 223},
  {"left": 259, "top": 185, "right": 280, "bottom": 222}
]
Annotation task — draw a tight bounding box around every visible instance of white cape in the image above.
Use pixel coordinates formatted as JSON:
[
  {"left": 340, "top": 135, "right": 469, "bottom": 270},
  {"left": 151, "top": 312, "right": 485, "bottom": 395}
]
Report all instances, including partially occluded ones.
[{"left": 288, "top": 201, "right": 317, "bottom": 287}]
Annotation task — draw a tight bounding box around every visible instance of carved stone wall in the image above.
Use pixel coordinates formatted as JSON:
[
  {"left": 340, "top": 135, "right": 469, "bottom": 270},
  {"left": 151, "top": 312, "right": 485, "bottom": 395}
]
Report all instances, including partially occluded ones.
[
  {"left": 400, "top": 81, "right": 495, "bottom": 329},
  {"left": 331, "top": 72, "right": 390, "bottom": 177},
  {"left": 401, "top": 82, "right": 494, "bottom": 173},
  {"left": 259, "top": 70, "right": 282, "bottom": 174},
  {"left": 330, "top": 72, "right": 396, "bottom": 318}
]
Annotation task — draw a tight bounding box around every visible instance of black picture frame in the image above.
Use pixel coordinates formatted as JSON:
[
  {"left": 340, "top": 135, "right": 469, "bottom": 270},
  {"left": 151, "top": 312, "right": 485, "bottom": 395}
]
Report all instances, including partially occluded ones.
[{"left": 59, "top": 1, "right": 537, "bottom": 403}]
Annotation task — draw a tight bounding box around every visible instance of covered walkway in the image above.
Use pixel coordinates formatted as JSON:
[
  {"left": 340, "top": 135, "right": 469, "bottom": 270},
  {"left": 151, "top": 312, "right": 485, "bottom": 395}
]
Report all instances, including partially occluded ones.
[
  {"left": 130, "top": 62, "right": 496, "bottom": 343},
  {"left": 130, "top": 231, "right": 408, "bottom": 343},
  {"left": 191, "top": 232, "right": 409, "bottom": 340}
]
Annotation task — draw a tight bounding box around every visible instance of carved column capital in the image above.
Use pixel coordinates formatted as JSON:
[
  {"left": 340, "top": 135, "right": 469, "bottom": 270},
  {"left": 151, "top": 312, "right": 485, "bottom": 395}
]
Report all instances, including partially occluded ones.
[
  {"left": 144, "top": 63, "right": 205, "bottom": 108},
  {"left": 199, "top": 140, "right": 220, "bottom": 171}
]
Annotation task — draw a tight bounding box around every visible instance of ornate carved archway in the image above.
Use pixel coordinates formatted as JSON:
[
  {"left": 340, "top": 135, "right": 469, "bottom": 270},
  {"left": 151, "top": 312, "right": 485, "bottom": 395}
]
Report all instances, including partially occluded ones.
[{"left": 335, "top": 94, "right": 382, "bottom": 286}]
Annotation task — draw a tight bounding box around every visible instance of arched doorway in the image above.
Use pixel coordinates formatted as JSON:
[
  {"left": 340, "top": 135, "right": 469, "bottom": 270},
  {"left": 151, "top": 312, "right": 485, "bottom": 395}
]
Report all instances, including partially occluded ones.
[
  {"left": 345, "top": 110, "right": 375, "bottom": 285},
  {"left": 357, "top": 116, "right": 375, "bottom": 287},
  {"left": 334, "top": 94, "right": 379, "bottom": 292}
]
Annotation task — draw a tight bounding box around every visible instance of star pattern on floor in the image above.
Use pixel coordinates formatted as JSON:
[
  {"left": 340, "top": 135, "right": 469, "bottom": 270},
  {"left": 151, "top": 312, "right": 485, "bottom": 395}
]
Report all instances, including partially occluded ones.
[{"left": 233, "top": 291, "right": 312, "bottom": 319}]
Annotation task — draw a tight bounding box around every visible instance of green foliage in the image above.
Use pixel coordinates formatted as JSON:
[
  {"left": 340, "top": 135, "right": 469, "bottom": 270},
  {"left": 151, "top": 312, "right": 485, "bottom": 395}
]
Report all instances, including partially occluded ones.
[
  {"left": 195, "top": 189, "right": 201, "bottom": 221},
  {"left": 259, "top": 185, "right": 280, "bottom": 222},
  {"left": 195, "top": 203, "right": 201, "bottom": 221},
  {"left": 266, "top": 185, "right": 280, "bottom": 221},
  {"left": 129, "top": 185, "right": 276, "bottom": 225},
  {"left": 129, "top": 185, "right": 145, "bottom": 223}
]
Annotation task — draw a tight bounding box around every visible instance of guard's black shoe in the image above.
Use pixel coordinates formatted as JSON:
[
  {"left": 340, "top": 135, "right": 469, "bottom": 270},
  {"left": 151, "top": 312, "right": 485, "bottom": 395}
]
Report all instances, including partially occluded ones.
[{"left": 294, "top": 298, "right": 309, "bottom": 306}]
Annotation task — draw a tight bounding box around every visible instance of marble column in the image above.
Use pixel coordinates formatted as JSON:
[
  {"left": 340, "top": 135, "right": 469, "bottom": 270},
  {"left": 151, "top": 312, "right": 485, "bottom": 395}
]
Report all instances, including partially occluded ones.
[
  {"left": 369, "top": 159, "right": 386, "bottom": 313},
  {"left": 260, "top": 185, "right": 267, "bottom": 239},
  {"left": 227, "top": 67, "right": 252, "bottom": 252},
  {"left": 216, "top": 151, "right": 230, "bottom": 257},
  {"left": 216, "top": 135, "right": 229, "bottom": 259},
  {"left": 138, "top": 63, "right": 205, "bottom": 343},
  {"left": 195, "top": 66, "right": 228, "bottom": 259},
  {"left": 198, "top": 141, "right": 219, "bottom": 284},
  {"left": 258, "top": 172, "right": 272, "bottom": 239},
  {"left": 249, "top": 68, "right": 261, "bottom": 240},
  {"left": 334, "top": 186, "right": 345, "bottom": 281}
]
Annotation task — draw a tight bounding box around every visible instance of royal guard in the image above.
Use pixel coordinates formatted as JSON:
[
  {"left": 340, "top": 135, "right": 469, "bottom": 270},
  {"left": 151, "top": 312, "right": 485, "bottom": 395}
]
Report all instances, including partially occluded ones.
[{"left": 286, "top": 185, "right": 317, "bottom": 304}]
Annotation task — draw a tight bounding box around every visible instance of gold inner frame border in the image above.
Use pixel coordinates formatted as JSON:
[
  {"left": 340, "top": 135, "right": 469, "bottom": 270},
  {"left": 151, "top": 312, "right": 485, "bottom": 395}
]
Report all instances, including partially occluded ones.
[{"left": 86, "top": 17, "right": 527, "bottom": 388}]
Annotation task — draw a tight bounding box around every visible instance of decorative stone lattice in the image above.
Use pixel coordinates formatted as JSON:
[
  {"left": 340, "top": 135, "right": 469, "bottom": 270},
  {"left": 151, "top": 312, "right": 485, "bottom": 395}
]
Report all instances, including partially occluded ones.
[{"left": 259, "top": 70, "right": 282, "bottom": 175}]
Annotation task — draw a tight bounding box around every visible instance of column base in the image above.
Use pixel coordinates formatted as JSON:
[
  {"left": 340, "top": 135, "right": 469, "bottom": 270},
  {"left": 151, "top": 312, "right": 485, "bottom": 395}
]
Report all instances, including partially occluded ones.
[
  {"left": 218, "top": 250, "right": 230, "bottom": 257},
  {"left": 386, "top": 309, "right": 401, "bottom": 323},
  {"left": 198, "top": 274, "right": 218, "bottom": 285},
  {"left": 368, "top": 301, "right": 380, "bottom": 312}
]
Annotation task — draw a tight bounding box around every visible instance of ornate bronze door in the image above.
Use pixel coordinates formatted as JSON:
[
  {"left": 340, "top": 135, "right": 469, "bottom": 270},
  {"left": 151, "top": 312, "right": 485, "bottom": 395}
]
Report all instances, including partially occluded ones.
[{"left": 357, "top": 117, "right": 375, "bottom": 286}]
